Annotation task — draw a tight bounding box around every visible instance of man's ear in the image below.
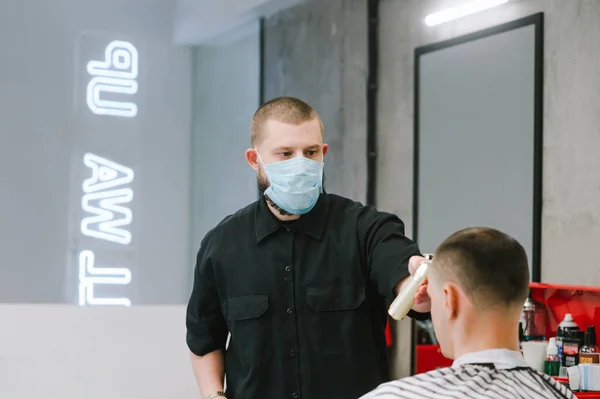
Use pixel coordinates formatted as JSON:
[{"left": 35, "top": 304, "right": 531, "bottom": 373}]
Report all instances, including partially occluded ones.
[
  {"left": 443, "top": 282, "right": 460, "bottom": 321},
  {"left": 322, "top": 143, "right": 329, "bottom": 157},
  {"left": 245, "top": 148, "right": 260, "bottom": 172}
]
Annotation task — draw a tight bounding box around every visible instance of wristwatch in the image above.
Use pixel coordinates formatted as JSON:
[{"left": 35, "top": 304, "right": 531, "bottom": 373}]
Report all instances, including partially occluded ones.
[{"left": 204, "top": 391, "right": 227, "bottom": 399}]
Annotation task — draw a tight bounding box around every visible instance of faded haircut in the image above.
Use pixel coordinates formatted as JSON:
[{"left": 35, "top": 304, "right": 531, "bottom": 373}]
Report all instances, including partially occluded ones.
[{"left": 433, "top": 227, "right": 530, "bottom": 308}]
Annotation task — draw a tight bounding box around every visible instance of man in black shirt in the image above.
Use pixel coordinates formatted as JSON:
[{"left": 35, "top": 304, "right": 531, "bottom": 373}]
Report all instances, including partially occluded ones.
[{"left": 186, "top": 96, "right": 431, "bottom": 399}]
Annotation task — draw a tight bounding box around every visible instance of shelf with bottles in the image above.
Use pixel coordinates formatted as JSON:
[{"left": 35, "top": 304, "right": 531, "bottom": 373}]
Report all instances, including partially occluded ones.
[
  {"left": 528, "top": 283, "right": 600, "bottom": 396},
  {"left": 528, "top": 282, "right": 600, "bottom": 341}
]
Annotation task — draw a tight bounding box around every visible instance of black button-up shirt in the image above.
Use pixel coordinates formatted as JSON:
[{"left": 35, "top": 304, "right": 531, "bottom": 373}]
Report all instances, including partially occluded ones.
[{"left": 186, "top": 193, "right": 428, "bottom": 399}]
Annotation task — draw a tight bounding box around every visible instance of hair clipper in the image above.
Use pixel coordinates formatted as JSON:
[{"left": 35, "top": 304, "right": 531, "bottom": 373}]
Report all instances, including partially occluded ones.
[{"left": 388, "top": 254, "right": 433, "bottom": 321}]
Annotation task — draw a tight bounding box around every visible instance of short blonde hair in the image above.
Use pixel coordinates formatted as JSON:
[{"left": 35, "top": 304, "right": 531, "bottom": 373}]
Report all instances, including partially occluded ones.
[
  {"left": 433, "top": 227, "right": 530, "bottom": 308},
  {"left": 251, "top": 96, "right": 324, "bottom": 146}
]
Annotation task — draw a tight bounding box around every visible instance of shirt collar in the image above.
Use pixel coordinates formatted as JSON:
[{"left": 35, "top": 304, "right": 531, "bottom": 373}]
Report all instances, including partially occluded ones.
[
  {"left": 453, "top": 348, "right": 529, "bottom": 369},
  {"left": 255, "top": 193, "right": 330, "bottom": 242}
]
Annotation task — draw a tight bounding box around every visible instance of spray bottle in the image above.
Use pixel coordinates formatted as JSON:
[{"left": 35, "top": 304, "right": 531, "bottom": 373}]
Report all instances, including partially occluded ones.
[
  {"left": 388, "top": 254, "right": 433, "bottom": 321},
  {"left": 557, "top": 314, "right": 579, "bottom": 360},
  {"left": 557, "top": 313, "right": 579, "bottom": 377}
]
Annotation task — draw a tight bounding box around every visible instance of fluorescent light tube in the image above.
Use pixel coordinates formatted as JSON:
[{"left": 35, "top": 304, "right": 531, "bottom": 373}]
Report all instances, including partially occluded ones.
[{"left": 425, "top": 0, "right": 509, "bottom": 27}]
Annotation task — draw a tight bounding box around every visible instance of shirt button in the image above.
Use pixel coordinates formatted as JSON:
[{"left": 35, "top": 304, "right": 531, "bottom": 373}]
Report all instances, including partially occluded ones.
[
  {"left": 287, "top": 308, "right": 294, "bottom": 315},
  {"left": 290, "top": 349, "right": 296, "bottom": 357},
  {"left": 292, "top": 392, "right": 299, "bottom": 399},
  {"left": 285, "top": 265, "right": 291, "bottom": 272},
  {"left": 285, "top": 226, "right": 291, "bottom": 232}
]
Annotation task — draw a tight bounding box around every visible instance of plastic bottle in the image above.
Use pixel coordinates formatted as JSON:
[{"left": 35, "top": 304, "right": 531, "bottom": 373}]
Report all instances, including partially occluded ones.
[
  {"left": 544, "top": 337, "right": 560, "bottom": 376},
  {"left": 579, "top": 326, "right": 600, "bottom": 364},
  {"left": 562, "top": 329, "right": 584, "bottom": 368}
]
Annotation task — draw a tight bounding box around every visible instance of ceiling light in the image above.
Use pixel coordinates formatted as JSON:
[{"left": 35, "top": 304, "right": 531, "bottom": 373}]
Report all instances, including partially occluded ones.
[{"left": 425, "top": 0, "right": 509, "bottom": 27}]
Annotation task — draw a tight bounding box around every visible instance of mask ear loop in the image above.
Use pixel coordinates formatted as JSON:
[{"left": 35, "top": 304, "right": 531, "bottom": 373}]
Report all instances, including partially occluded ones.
[
  {"left": 254, "top": 148, "right": 265, "bottom": 166},
  {"left": 318, "top": 154, "right": 325, "bottom": 192},
  {"left": 254, "top": 149, "right": 271, "bottom": 200}
]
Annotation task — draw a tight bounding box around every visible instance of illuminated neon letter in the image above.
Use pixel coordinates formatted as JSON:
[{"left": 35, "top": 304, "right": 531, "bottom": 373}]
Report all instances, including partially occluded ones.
[
  {"left": 81, "top": 153, "right": 134, "bottom": 245},
  {"left": 86, "top": 40, "right": 139, "bottom": 117},
  {"left": 78, "top": 250, "right": 132, "bottom": 307}
]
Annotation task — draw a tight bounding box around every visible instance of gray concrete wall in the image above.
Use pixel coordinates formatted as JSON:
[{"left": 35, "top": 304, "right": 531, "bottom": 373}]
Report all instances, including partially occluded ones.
[
  {"left": 263, "top": 0, "right": 368, "bottom": 201},
  {"left": 190, "top": 23, "right": 260, "bottom": 269}
]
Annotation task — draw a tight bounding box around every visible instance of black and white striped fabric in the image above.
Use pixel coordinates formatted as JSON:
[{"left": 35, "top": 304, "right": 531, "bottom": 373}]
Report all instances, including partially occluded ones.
[{"left": 360, "top": 349, "right": 574, "bottom": 399}]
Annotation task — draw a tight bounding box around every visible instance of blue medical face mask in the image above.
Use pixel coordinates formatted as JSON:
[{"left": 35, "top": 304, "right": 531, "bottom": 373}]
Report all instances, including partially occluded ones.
[{"left": 256, "top": 151, "right": 324, "bottom": 215}]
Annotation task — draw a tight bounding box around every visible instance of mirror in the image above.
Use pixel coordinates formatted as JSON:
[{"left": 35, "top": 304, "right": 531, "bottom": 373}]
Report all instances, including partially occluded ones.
[{"left": 413, "top": 13, "right": 544, "bottom": 282}]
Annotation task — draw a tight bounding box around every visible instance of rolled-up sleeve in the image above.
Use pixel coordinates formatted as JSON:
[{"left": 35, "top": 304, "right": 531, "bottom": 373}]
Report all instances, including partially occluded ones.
[
  {"left": 358, "top": 206, "right": 430, "bottom": 321},
  {"left": 186, "top": 238, "right": 228, "bottom": 356}
]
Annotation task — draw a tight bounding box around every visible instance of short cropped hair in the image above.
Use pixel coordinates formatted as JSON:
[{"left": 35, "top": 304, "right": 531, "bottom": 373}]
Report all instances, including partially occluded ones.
[
  {"left": 433, "top": 227, "right": 530, "bottom": 308},
  {"left": 250, "top": 96, "right": 324, "bottom": 146}
]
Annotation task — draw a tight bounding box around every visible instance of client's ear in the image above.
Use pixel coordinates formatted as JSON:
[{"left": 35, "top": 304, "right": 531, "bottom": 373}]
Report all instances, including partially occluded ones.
[{"left": 443, "top": 283, "right": 460, "bottom": 321}]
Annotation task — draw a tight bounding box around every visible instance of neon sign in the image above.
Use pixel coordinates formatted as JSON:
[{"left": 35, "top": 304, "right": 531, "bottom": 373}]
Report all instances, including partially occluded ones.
[
  {"left": 77, "top": 38, "right": 138, "bottom": 307},
  {"left": 78, "top": 250, "right": 132, "bottom": 307},
  {"left": 78, "top": 153, "right": 134, "bottom": 307},
  {"left": 86, "top": 40, "right": 139, "bottom": 118}
]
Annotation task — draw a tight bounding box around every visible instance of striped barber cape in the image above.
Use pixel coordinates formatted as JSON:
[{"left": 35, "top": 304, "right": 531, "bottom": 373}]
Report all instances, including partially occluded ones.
[{"left": 360, "top": 349, "right": 574, "bottom": 399}]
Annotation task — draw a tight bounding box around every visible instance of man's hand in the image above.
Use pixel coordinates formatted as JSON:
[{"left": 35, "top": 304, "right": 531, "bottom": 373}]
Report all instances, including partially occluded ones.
[{"left": 408, "top": 255, "right": 430, "bottom": 306}]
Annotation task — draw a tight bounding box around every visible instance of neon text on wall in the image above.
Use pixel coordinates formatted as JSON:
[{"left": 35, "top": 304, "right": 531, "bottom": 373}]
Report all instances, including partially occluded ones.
[
  {"left": 78, "top": 250, "right": 132, "bottom": 307},
  {"left": 86, "top": 40, "right": 139, "bottom": 118},
  {"left": 78, "top": 153, "right": 134, "bottom": 307},
  {"left": 81, "top": 153, "right": 134, "bottom": 245}
]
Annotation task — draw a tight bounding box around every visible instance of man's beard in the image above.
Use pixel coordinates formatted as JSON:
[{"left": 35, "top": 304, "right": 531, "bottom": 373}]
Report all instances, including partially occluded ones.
[
  {"left": 257, "top": 169, "right": 270, "bottom": 194},
  {"left": 257, "top": 169, "right": 326, "bottom": 216}
]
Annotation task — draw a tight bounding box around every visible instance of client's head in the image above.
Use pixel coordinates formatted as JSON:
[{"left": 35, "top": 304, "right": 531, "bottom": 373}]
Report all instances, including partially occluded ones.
[{"left": 427, "top": 227, "right": 530, "bottom": 360}]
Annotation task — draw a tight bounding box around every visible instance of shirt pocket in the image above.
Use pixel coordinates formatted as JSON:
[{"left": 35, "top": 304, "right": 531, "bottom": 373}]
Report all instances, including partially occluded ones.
[
  {"left": 222, "top": 293, "right": 271, "bottom": 367},
  {"left": 305, "top": 284, "right": 366, "bottom": 358}
]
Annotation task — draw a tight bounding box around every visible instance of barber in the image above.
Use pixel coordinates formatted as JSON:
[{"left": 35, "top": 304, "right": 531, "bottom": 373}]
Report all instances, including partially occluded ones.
[{"left": 186, "top": 96, "right": 431, "bottom": 399}]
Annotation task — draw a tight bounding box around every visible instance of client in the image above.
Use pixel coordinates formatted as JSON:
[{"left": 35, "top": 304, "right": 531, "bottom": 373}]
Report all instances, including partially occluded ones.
[{"left": 361, "top": 227, "right": 573, "bottom": 399}]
